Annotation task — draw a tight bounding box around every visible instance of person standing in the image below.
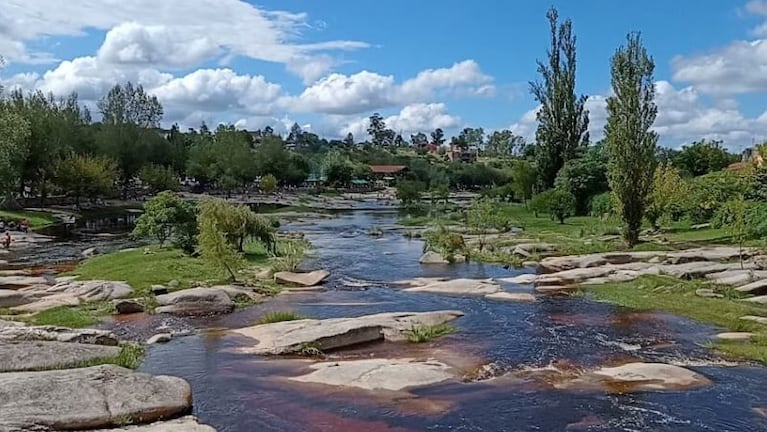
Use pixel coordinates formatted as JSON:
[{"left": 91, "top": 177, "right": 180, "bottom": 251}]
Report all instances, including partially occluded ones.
[{"left": 2, "top": 232, "right": 11, "bottom": 249}]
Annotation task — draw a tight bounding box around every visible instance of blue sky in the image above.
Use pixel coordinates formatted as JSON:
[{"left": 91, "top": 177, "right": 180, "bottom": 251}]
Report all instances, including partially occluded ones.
[{"left": 2, "top": 0, "right": 767, "bottom": 149}]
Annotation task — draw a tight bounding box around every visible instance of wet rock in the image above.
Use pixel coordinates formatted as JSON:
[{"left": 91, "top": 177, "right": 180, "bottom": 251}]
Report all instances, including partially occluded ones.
[
  {"left": 512, "top": 243, "right": 556, "bottom": 258},
  {"left": 274, "top": 270, "right": 330, "bottom": 287},
  {"left": 289, "top": 358, "right": 454, "bottom": 391},
  {"left": 740, "top": 315, "right": 767, "bottom": 325},
  {"left": 0, "top": 325, "right": 118, "bottom": 345},
  {"left": 0, "top": 340, "right": 120, "bottom": 372},
  {"left": 419, "top": 251, "right": 449, "bottom": 264},
  {"left": 11, "top": 280, "right": 134, "bottom": 313},
  {"left": 231, "top": 310, "right": 463, "bottom": 355},
  {"left": 403, "top": 278, "right": 500, "bottom": 296},
  {"left": 498, "top": 274, "right": 537, "bottom": 285},
  {"left": 0, "top": 365, "right": 192, "bottom": 431},
  {"left": 151, "top": 284, "right": 169, "bottom": 295},
  {"left": 81, "top": 247, "right": 99, "bottom": 257},
  {"left": 695, "top": 288, "right": 724, "bottom": 298},
  {"left": 715, "top": 332, "right": 754, "bottom": 341},
  {"left": 114, "top": 299, "right": 145, "bottom": 314},
  {"left": 88, "top": 416, "right": 216, "bottom": 431},
  {"left": 147, "top": 333, "right": 172, "bottom": 344},
  {"left": 155, "top": 287, "right": 234, "bottom": 316},
  {"left": 559, "top": 362, "right": 711, "bottom": 392},
  {"left": 210, "top": 285, "right": 261, "bottom": 302},
  {"left": 735, "top": 279, "right": 767, "bottom": 296},
  {"left": 754, "top": 407, "right": 767, "bottom": 418},
  {"left": 485, "top": 292, "right": 536, "bottom": 302}
]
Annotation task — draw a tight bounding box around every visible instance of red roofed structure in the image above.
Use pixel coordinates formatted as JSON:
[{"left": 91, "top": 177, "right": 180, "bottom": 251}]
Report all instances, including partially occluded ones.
[{"left": 369, "top": 165, "right": 408, "bottom": 174}]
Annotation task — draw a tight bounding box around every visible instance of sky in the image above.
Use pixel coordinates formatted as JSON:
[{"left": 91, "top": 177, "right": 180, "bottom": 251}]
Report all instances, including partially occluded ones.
[{"left": 1, "top": 0, "right": 767, "bottom": 151}]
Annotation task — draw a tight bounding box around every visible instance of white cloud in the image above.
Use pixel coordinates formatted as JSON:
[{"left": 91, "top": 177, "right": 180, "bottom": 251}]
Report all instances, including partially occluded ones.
[{"left": 335, "top": 103, "right": 460, "bottom": 139}]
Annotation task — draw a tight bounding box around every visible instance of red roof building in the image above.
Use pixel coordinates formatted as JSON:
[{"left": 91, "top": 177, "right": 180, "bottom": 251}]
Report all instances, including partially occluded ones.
[{"left": 369, "top": 165, "right": 408, "bottom": 174}]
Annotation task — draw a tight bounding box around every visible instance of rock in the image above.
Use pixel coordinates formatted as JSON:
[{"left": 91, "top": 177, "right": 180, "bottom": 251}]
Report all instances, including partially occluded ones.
[
  {"left": 743, "top": 295, "right": 767, "bottom": 304},
  {"left": 210, "top": 285, "right": 261, "bottom": 302},
  {"left": 660, "top": 261, "right": 753, "bottom": 279},
  {"left": 0, "top": 340, "right": 120, "bottom": 372},
  {"left": 289, "top": 358, "right": 454, "bottom": 391},
  {"left": 0, "top": 319, "right": 25, "bottom": 327},
  {"left": 522, "top": 261, "right": 539, "bottom": 267},
  {"left": 403, "top": 278, "right": 500, "bottom": 296},
  {"left": 155, "top": 287, "right": 234, "bottom": 316},
  {"left": 147, "top": 333, "right": 172, "bottom": 344},
  {"left": 256, "top": 269, "right": 273, "bottom": 280},
  {"left": 691, "top": 223, "right": 711, "bottom": 230},
  {"left": 168, "top": 279, "right": 180, "bottom": 289},
  {"left": 0, "top": 365, "right": 192, "bottom": 431},
  {"left": 754, "top": 407, "right": 767, "bottom": 418},
  {"left": 114, "top": 299, "right": 145, "bottom": 314},
  {"left": 560, "top": 362, "right": 711, "bottom": 392},
  {"left": 151, "top": 284, "right": 169, "bottom": 295},
  {"left": 512, "top": 243, "right": 556, "bottom": 258},
  {"left": 231, "top": 310, "right": 463, "bottom": 355},
  {"left": 735, "top": 279, "right": 767, "bottom": 296},
  {"left": 419, "top": 251, "right": 449, "bottom": 264},
  {"left": 0, "top": 275, "right": 53, "bottom": 288},
  {"left": 274, "top": 270, "right": 330, "bottom": 287},
  {"left": 0, "top": 290, "right": 33, "bottom": 308},
  {"left": 484, "top": 292, "right": 536, "bottom": 303},
  {"left": 89, "top": 416, "right": 216, "bottom": 431},
  {"left": 0, "top": 325, "right": 118, "bottom": 345},
  {"left": 706, "top": 270, "right": 761, "bottom": 287},
  {"left": 715, "top": 332, "right": 754, "bottom": 341},
  {"left": 739, "top": 315, "right": 767, "bottom": 325},
  {"left": 666, "top": 247, "right": 754, "bottom": 265},
  {"left": 497, "top": 274, "right": 537, "bottom": 285},
  {"left": 11, "top": 280, "right": 134, "bottom": 313},
  {"left": 695, "top": 288, "right": 724, "bottom": 298},
  {"left": 81, "top": 247, "right": 99, "bottom": 257}
]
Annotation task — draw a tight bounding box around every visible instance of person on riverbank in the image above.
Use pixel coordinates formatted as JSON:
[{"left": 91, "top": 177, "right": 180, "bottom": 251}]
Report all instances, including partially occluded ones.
[
  {"left": 20, "top": 218, "right": 29, "bottom": 233},
  {"left": 2, "top": 232, "right": 11, "bottom": 249}
]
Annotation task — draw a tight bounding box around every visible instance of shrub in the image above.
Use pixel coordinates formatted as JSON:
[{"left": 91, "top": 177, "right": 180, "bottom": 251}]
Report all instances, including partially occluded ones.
[
  {"left": 406, "top": 323, "right": 457, "bottom": 343},
  {"left": 256, "top": 311, "right": 306, "bottom": 325},
  {"left": 590, "top": 192, "right": 614, "bottom": 218},
  {"left": 684, "top": 171, "right": 749, "bottom": 223},
  {"left": 712, "top": 199, "right": 767, "bottom": 241},
  {"left": 396, "top": 180, "right": 426, "bottom": 207},
  {"left": 260, "top": 174, "right": 277, "bottom": 194},
  {"left": 424, "top": 226, "right": 465, "bottom": 258},
  {"left": 133, "top": 191, "right": 198, "bottom": 251},
  {"left": 530, "top": 189, "right": 576, "bottom": 224}
]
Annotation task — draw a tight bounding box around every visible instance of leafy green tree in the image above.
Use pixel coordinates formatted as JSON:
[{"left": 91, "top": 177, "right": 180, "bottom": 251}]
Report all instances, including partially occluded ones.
[
  {"left": 511, "top": 160, "right": 537, "bottom": 204},
  {"left": 458, "top": 127, "right": 485, "bottom": 150},
  {"left": 0, "top": 105, "right": 30, "bottom": 206},
  {"left": 133, "top": 191, "right": 197, "bottom": 251},
  {"left": 195, "top": 197, "right": 274, "bottom": 253},
  {"left": 645, "top": 163, "right": 687, "bottom": 229},
  {"left": 430, "top": 128, "right": 445, "bottom": 146},
  {"left": 590, "top": 192, "right": 614, "bottom": 219},
  {"left": 411, "top": 132, "right": 429, "bottom": 149},
  {"left": 467, "top": 197, "right": 506, "bottom": 251},
  {"left": 255, "top": 136, "right": 309, "bottom": 185},
  {"left": 343, "top": 132, "right": 355, "bottom": 146},
  {"left": 530, "top": 189, "right": 576, "bottom": 223},
  {"left": 367, "top": 113, "right": 394, "bottom": 146},
  {"left": 139, "top": 164, "right": 179, "bottom": 194},
  {"left": 487, "top": 130, "right": 525, "bottom": 157},
  {"left": 554, "top": 145, "right": 609, "bottom": 215},
  {"left": 685, "top": 170, "right": 749, "bottom": 223},
  {"left": 197, "top": 199, "right": 244, "bottom": 281},
  {"left": 56, "top": 155, "right": 117, "bottom": 206},
  {"left": 604, "top": 33, "right": 658, "bottom": 247},
  {"left": 530, "top": 7, "right": 590, "bottom": 189},
  {"left": 673, "top": 140, "right": 737, "bottom": 177},
  {"left": 322, "top": 150, "right": 354, "bottom": 187},
  {"left": 261, "top": 174, "right": 277, "bottom": 194},
  {"left": 396, "top": 180, "right": 425, "bottom": 207},
  {"left": 711, "top": 197, "right": 767, "bottom": 269}
]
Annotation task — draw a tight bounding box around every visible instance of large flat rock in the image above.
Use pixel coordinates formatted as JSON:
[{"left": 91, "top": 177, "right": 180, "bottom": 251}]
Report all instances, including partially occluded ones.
[
  {"left": 290, "top": 358, "right": 455, "bottom": 391},
  {"left": 485, "top": 292, "right": 536, "bottom": 302},
  {"left": 274, "top": 270, "right": 330, "bottom": 287},
  {"left": 0, "top": 365, "right": 192, "bottom": 431},
  {"left": 0, "top": 325, "right": 118, "bottom": 345},
  {"left": 231, "top": 310, "right": 463, "bottom": 355},
  {"left": 735, "top": 279, "right": 767, "bottom": 296},
  {"left": 10, "top": 280, "right": 134, "bottom": 313},
  {"left": 0, "top": 340, "right": 120, "bottom": 372},
  {"left": 402, "top": 278, "right": 500, "bottom": 296},
  {"left": 0, "top": 290, "right": 33, "bottom": 308},
  {"left": 87, "top": 416, "right": 216, "bottom": 431},
  {"left": 155, "top": 287, "right": 234, "bottom": 316}
]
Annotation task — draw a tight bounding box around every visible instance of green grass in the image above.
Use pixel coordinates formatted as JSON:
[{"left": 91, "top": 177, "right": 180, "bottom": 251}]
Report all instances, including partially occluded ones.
[
  {"left": 256, "top": 310, "right": 306, "bottom": 325},
  {"left": 30, "top": 302, "right": 113, "bottom": 328},
  {"left": 0, "top": 210, "right": 57, "bottom": 228},
  {"left": 79, "top": 343, "right": 145, "bottom": 369},
  {"left": 585, "top": 275, "right": 767, "bottom": 362},
  {"left": 405, "top": 323, "right": 457, "bottom": 343}
]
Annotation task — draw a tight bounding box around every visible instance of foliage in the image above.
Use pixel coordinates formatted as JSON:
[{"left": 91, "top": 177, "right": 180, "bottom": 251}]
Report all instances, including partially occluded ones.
[
  {"left": 486, "top": 129, "right": 526, "bottom": 156},
  {"left": 530, "top": 7, "right": 590, "bottom": 189},
  {"left": 406, "top": 323, "right": 457, "bottom": 343},
  {"left": 530, "top": 189, "right": 576, "bottom": 224},
  {"left": 745, "top": 167, "right": 767, "bottom": 201},
  {"left": 673, "top": 140, "right": 738, "bottom": 177},
  {"left": 197, "top": 199, "right": 245, "bottom": 281},
  {"left": 684, "top": 170, "right": 749, "bottom": 224},
  {"left": 132, "top": 191, "right": 197, "bottom": 250},
  {"left": 0, "top": 105, "right": 30, "bottom": 198},
  {"left": 396, "top": 180, "right": 426, "bottom": 207},
  {"left": 712, "top": 199, "right": 767, "bottom": 242},
  {"left": 554, "top": 145, "right": 609, "bottom": 215},
  {"left": 261, "top": 174, "right": 277, "bottom": 194},
  {"left": 646, "top": 163, "right": 687, "bottom": 229},
  {"left": 254, "top": 136, "right": 310, "bottom": 186},
  {"left": 55, "top": 155, "right": 117, "bottom": 205},
  {"left": 467, "top": 197, "right": 508, "bottom": 250},
  {"left": 196, "top": 197, "right": 275, "bottom": 253},
  {"left": 31, "top": 302, "right": 113, "bottom": 328},
  {"left": 269, "top": 239, "right": 308, "bottom": 272},
  {"left": 424, "top": 226, "right": 465, "bottom": 258},
  {"left": 604, "top": 33, "right": 658, "bottom": 247},
  {"left": 322, "top": 150, "right": 355, "bottom": 186},
  {"left": 139, "top": 163, "right": 179, "bottom": 193},
  {"left": 256, "top": 311, "right": 306, "bottom": 325},
  {"left": 510, "top": 160, "right": 537, "bottom": 204},
  {"left": 589, "top": 192, "right": 614, "bottom": 219},
  {"left": 448, "top": 163, "right": 509, "bottom": 189},
  {"left": 0, "top": 210, "right": 56, "bottom": 227}
]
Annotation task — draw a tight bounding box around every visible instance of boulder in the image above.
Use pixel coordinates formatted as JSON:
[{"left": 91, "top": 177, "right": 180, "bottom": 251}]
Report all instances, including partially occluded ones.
[
  {"left": 659, "top": 262, "right": 753, "bottom": 279},
  {"left": 209, "top": 285, "right": 261, "bottom": 302},
  {"left": 0, "top": 340, "right": 120, "bottom": 372},
  {"left": 705, "top": 270, "right": 764, "bottom": 287},
  {"left": 0, "top": 276, "right": 52, "bottom": 288},
  {"left": 740, "top": 315, "right": 767, "bottom": 325},
  {"left": 403, "top": 278, "right": 500, "bottom": 296},
  {"left": 151, "top": 284, "right": 169, "bottom": 295},
  {"left": 81, "top": 247, "right": 99, "bottom": 257},
  {"left": 231, "top": 310, "right": 463, "bottom": 355},
  {"left": 497, "top": 274, "right": 537, "bottom": 285},
  {"left": 89, "top": 416, "right": 216, "bottom": 431},
  {"left": 0, "top": 290, "right": 33, "bottom": 308},
  {"left": 583, "top": 362, "right": 711, "bottom": 392},
  {"left": 695, "top": 288, "right": 723, "bottom": 298},
  {"left": 743, "top": 295, "right": 767, "bottom": 304},
  {"left": 11, "top": 280, "right": 134, "bottom": 313},
  {"left": 274, "top": 270, "right": 330, "bottom": 287},
  {"left": 155, "top": 287, "right": 234, "bottom": 316},
  {"left": 484, "top": 292, "right": 536, "bottom": 303},
  {"left": 715, "top": 332, "right": 754, "bottom": 341},
  {"left": 289, "top": 358, "right": 454, "bottom": 391},
  {"left": 0, "top": 325, "right": 118, "bottom": 345},
  {"left": 0, "top": 365, "right": 192, "bottom": 431},
  {"left": 114, "top": 299, "right": 145, "bottom": 314},
  {"left": 512, "top": 243, "right": 556, "bottom": 258},
  {"left": 666, "top": 247, "right": 755, "bottom": 264},
  {"left": 147, "top": 333, "right": 172, "bottom": 344},
  {"left": 735, "top": 279, "right": 767, "bottom": 296}
]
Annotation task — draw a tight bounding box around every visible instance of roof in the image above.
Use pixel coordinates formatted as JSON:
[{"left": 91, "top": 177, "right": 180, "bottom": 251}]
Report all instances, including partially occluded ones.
[{"left": 369, "top": 165, "right": 408, "bottom": 174}]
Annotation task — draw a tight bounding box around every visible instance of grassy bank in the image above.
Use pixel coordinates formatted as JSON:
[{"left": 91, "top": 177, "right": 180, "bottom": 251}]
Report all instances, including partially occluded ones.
[
  {"left": 585, "top": 275, "right": 767, "bottom": 362},
  {"left": 0, "top": 210, "right": 57, "bottom": 228}
]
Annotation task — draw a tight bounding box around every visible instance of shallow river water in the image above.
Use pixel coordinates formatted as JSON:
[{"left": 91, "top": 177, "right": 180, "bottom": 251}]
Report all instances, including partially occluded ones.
[{"left": 128, "top": 211, "right": 767, "bottom": 431}]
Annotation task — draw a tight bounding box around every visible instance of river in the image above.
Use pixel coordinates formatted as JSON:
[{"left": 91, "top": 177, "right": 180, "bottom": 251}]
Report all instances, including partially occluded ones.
[{"left": 121, "top": 210, "right": 767, "bottom": 431}]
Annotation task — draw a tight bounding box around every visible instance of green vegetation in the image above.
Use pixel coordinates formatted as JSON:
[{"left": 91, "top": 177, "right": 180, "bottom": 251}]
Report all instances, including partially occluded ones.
[
  {"left": 132, "top": 191, "right": 197, "bottom": 251},
  {"left": 406, "top": 323, "right": 457, "bottom": 343},
  {"left": 0, "top": 210, "right": 57, "bottom": 227},
  {"left": 56, "top": 155, "right": 118, "bottom": 206},
  {"left": 79, "top": 343, "right": 145, "bottom": 370},
  {"left": 585, "top": 275, "right": 767, "bottom": 362},
  {"left": 256, "top": 310, "right": 306, "bottom": 325},
  {"left": 30, "top": 302, "right": 113, "bottom": 328}
]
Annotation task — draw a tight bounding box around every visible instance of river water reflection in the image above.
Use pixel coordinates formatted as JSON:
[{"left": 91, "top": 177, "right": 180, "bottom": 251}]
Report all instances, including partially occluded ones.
[{"left": 137, "top": 211, "right": 767, "bottom": 431}]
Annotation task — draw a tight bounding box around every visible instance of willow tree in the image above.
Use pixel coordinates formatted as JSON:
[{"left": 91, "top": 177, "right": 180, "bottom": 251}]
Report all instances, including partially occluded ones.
[
  {"left": 530, "top": 7, "right": 590, "bottom": 189},
  {"left": 605, "top": 33, "right": 658, "bottom": 247}
]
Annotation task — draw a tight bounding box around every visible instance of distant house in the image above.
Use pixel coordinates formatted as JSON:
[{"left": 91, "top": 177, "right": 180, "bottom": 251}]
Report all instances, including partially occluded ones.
[
  {"left": 447, "top": 144, "right": 478, "bottom": 162},
  {"left": 369, "top": 165, "right": 408, "bottom": 186}
]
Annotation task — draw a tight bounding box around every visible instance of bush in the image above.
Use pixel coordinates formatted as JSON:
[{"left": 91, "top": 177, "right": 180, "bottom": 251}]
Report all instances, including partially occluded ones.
[
  {"left": 712, "top": 200, "right": 767, "bottom": 241},
  {"left": 260, "top": 174, "right": 277, "bottom": 194},
  {"left": 424, "top": 226, "right": 465, "bottom": 258},
  {"left": 406, "top": 323, "right": 456, "bottom": 343},
  {"left": 256, "top": 311, "right": 305, "bottom": 325},
  {"left": 139, "top": 164, "right": 179, "bottom": 194},
  {"left": 590, "top": 192, "right": 614, "bottom": 218},
  {"left": 684, "top": 171, "right": 748, "bottom": 223},
  {"left": 554, "top": 145, "right": 609, "bottom": 215},
  {"left": 396, "top": 180, "right": 426, "bottom": 207},
  {"left": 132, "top": 191, "right": 198, "bottom": 251},
  {"left": 530, "top": 189, "right": 576, "bottom": 224}
]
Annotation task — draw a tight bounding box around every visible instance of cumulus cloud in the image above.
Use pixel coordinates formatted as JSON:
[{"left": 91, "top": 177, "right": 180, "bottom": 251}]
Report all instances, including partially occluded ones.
[{"left": 335, "top": 103, "right": 461, "bottom": 139}]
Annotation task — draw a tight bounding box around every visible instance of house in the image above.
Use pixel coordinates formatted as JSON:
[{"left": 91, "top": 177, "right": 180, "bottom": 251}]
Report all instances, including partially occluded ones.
[
  {"left": 369, "top": 165, "right": 408, "bottom": 186},
  {"left": 447, "top": 144, "right": 478, "bottom": 162}
]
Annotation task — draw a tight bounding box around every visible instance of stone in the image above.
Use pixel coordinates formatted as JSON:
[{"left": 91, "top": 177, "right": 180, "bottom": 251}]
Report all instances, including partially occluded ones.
[
  {"left": 735, "top": 279, "right": 767, "bottom": 296},
  {"left": 81, "top": 247, "right": 99, "bottom": 257},
  {"left": 0, "top": 325, "right": 118, "bottom": 345},
  {"left": 147, "top": 333, "right": 172, "bottom": 344},
  {"left": 231, "top": 310, "right": 463, "bottom": 355},
  {"left": 484, "top": 292, "right": 536, "bottom": 303},
  {"left": 739, "top": 315, "right": 767, "bottom": 325},
  {"left": 715, "top": 332, "right": 755, "bottom": 341},
  {"left": 0, "top": 365, "right": 192, "bottom": 431},
  {"left": 559, "top": 362, "right": 711, "bottom": 392},
  {"left": 403, "top": 278, "right": 500, "bottom": 296},
  {"left": 695, "top": 288, "right": 724, "bottom": 298},
  {"left": 0, "top": 319, "right": 25, "bottom": 327},
  {"left": 210, "top": 285, "right": 261, "bottom": 302},
  {"left": 274, "top": 270, "right": 330, "bottom": 287},
  {"left": 512, "top": 243, "right": 556, "bottom": 258},
  {"left": 497, "top": 274, "right": 537, "bottom": 285},
  {"left": 0, "top": 290, "right": 33, "bottom": 308},
  {"left": 522, "top": 261, "right": 539, "bottom": 267},
  {"left": 419, "top": 251, "right": 449, "bottom": 264},
  {"left": 691, "top": 223, "right": 711, "bottom": 230},
  {"left": 0, "top": 340, "right": 120, "bottom": 372},
  {"left": 706, "top": 270, "right": 761, "bottom": 287},
  {"left": 151, "top": 284, "right": 169, "bottom": 295},
  {"left": 11, "top": 280, "right": 134, "bottom": 313},
  {"left": 289, "top": 358, "right": 454, "bottom": 391},
  {"left": 155, "top": 287, "right": 234, "bottom": 316},
  {"left": 659, "top": 261, "right": 754, "bottom": 279},
  {"left": 114, "top": 299, "right": 145, "bottom": 314},
  {"left": 89, "top": 416, "right": 216, "bottom": 431},
  {"left": 743, "top": 295, "right": 767, "bottom": 304},
  {"left": 168, "top": 279, "right": 180, "bottom": 289},
  {"left": 0, "top": 276, "right": 52, "bottom": 288}
]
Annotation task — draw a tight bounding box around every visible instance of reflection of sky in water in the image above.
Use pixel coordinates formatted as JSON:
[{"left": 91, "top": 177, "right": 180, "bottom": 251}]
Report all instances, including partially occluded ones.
[{"left": 137, "top": 211, "right": 767, "bottom": 431}]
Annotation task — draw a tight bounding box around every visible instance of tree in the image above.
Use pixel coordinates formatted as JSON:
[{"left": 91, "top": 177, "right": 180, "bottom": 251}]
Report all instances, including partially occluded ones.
[
  {"left": 261, "top": 174, "right": 277, "bottom": 194},
  {"left": 322, "top": 150, "right": 354, "bottom": 187},
  {"left": 467, "top": 197, "right": 505, "bottom": 251},
  {"left": 487, "top": 130, "right": 525, "bottom": 157},
  {"left": 396, "top": 180, "right": 425, "bottom": 207},
  {"left": 554, "top": 145, "right": 609, "bottom": 215},
  {"left": 132, "top": 191, "right": 197, "bottom": 251},
  {"left": 510, "top": 160, "right": 537, "bottom": 204},
  {"left": 673, "top": 140, "right": 737, "bottom": 177},
  {"left": 605, "top": 33, "right": 658, "bottom": 247},
  {"left": 55, "top": 155, "right": 117, "bottom": 206},
  {"left": 195, "top": 197, "right": 274, "bottom": 253},
  {"left": 458, "top": 127, "right": 485, "bottom": 150},
  {"left": 139, "top": 164, "right": 179, "bottom": 194},
  {"left": 530, "top": 189, "right": 576, "bottom": 223},
  {"left": 0, "top": 105, "right": 30, "bottom": 206},
  {"left": 411, "top": 132, "right": 429, "bottom": 149},
  {"left": 286, "top": 122, "right": 303, "bottom": 147},
  {"left": 530, "top": 7, "right": 590, "bottom": 189},
  {"left": 197, "top": 200, "right": 244, "bottom": 281},
  {"left": 343, "top": 132, "right": 355, "bottom": 146},
  {"left": 430, "top": 128, "right": 446, "bottom": 146},
  {"left": 367, "top": 113, "right": 389, "bottom": 145},
  {"left": 645, "top": 163, "right": 687, "bottom": 229},
  {"left": 97, "top": 82, "right": 163, "bottom": 128}
]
